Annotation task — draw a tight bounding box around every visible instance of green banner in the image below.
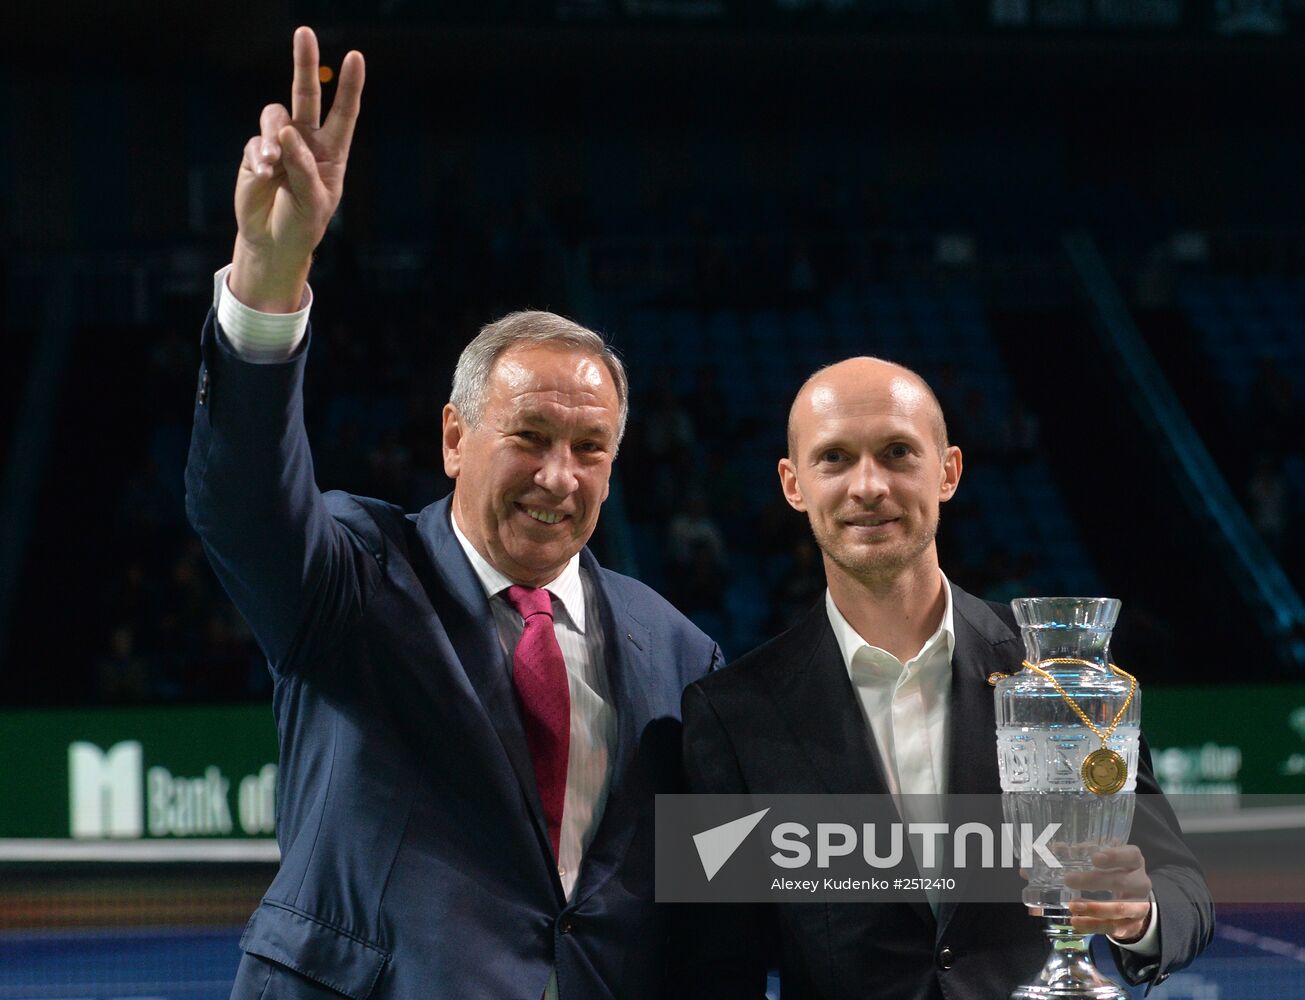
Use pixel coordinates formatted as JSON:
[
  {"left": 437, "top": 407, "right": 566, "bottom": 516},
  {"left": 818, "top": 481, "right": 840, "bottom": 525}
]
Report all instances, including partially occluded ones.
[
  {"left": 1142, "top": 684, "right": 1305, "bottom": 796},
  {"left": 0, "top": 705, "right": 277, "bottom": 840},
  {"left": 1, "top": 685, "right": 1303, "bottom": 841}
]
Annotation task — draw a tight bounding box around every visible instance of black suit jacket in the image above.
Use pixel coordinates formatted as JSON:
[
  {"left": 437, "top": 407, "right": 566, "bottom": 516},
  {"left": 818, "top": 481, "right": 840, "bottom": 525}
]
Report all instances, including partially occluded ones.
[{"left": 676, "top": 584, "right": 1213, "bottom": 1000}]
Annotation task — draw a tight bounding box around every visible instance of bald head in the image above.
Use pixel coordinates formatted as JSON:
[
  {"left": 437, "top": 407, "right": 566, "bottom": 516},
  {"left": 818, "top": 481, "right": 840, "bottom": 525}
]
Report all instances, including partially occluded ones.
[{"left": 787, "top": 357, "right": 949, "bottom": 459}]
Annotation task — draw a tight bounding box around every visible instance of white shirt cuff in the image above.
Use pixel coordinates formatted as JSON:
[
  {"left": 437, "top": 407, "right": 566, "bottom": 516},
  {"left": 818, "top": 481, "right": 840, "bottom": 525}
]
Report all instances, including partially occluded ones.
[
  {"left": 1109, "top": 892, "right": 1160, "bottom": 957},
  {"left": 212, "top": 264, "right": 311, "bottom": 363}
]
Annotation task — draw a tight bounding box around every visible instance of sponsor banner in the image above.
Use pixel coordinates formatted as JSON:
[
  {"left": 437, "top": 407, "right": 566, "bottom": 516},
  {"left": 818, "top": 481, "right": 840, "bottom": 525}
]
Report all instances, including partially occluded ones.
[
  {"left": 1144, "top": 684, "right": 1305, "bottom": 797},
  {"left": 655, "top": 793, "right": 1305, "bottom": 904},
  {"left": 3, "top": 682, "right": 1304, "bottom": 845},
  {"left": 0, "top": 706, "right": 277, "bottom": 841}
]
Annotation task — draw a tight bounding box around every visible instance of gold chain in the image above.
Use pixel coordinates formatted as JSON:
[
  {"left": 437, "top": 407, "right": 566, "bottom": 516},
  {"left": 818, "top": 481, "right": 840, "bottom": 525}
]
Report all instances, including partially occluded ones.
[{"left": 1020, "top": 657, "right": 1137, "bottom": 745}]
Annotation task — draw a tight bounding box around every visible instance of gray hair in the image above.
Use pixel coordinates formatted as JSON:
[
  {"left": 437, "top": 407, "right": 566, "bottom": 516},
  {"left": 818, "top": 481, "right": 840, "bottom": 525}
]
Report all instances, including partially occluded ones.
[{"left": 450, "top": 310, "right": 629, "bottom": 445}]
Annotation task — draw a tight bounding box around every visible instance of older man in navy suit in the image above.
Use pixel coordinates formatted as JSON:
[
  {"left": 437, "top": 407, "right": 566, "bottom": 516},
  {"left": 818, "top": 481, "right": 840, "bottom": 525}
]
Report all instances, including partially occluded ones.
[{"left": 186, "top": 28, "right": 721, "bottom": 999}]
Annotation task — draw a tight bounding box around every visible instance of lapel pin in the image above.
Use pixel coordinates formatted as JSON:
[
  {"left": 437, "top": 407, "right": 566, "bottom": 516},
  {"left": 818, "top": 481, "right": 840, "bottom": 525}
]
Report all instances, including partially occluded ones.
[{"left": 987, "top": 672, "right": 1009, "bottom": 686}]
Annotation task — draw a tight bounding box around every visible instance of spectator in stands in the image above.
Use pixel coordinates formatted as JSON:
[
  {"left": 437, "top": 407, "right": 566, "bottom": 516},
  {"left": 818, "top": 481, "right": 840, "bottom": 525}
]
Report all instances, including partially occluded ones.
[
  {"left": 103, "top": 559, "right": 159, "bottom": 635},
  {"left": 1247, "top": 452, "right": 1288, "bottom": 558},
  {"left": 644, "top": 370, "right": 695, "bottom": 461},
  {"left": 642, "top": 371, "right": 697, "bottom": 515},
  {"left": 959, "top": 385, "right": 997, "bottom": 456},
  {"left": 94, "top": 625, "right": 150, "bottom": 703},
  {"left": 367, "top": 429, "right": 415, "bottom": 509},
  {"left": 684, "top": 365, "right": 731, "bottom": 447},
  {"left": 666, "top": 489, "right": 727, "bottom": 571},
  {"left": 769, "top": 536, "right": 825, "bottom": 629},
  {"left": 1248, "top": 357, "right": 1300, "bottom": 457},
  {"left": 397, "top": 385, "right": 453, "bottom": 503},
  {"left": 669, "top": 540, "right": 730, "bottom": 629},
  {"left": 1002, "top": 397, "right": 1041, "bottom": 457},
  {"left": 194, "top": 611, "right": 258, "bottom": 701},
  {"left": 119, "top": 460, "right": 181, "bottom": 539}
]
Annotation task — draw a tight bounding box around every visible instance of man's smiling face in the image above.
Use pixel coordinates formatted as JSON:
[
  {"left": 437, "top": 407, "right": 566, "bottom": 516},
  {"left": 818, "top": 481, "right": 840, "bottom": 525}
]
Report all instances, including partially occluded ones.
[
  {"left": 779, "top": 358, "right": 962, "bottom": 588},
  {"left": 443, "top": 343, "right": 620, "bottom": 586}
]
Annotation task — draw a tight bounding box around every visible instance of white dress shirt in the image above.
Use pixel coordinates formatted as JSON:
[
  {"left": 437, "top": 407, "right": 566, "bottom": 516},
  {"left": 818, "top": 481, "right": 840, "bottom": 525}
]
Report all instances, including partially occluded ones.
[
  {"left": 826, "top": 577, "right": 954, "bottom": 802},
  {"left": 212, "top": 265, "right": 311, "bottom": 361},
  {"left": 823, "top": 572, "right": 1159, "bottom": 954},
  {"left": 212, "top": 267, "right": 618, "bottom": 998},
  {"left": 448, "top": 513, "right": 616, "bottom": 903},
  {"left": 827, "top": 577, "right": 953, "bottom": 908}
]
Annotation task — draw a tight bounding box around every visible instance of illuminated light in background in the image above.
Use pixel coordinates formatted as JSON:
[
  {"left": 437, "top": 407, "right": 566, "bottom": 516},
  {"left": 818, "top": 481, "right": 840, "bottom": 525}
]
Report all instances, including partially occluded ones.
[{"left": 319, "top": 66, "right": 334, "bottom": 84}]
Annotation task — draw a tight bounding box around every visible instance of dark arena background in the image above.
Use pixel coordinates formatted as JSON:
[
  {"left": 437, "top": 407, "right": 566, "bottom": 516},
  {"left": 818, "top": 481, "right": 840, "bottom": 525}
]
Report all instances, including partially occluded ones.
[{"left": 2, "top": 1, "right": 1305, "bottom": 997}]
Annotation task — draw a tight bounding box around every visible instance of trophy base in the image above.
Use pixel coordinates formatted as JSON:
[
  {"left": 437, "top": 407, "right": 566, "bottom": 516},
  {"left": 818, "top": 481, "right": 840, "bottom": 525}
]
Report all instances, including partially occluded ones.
[{"left": 1010, "top": 917, "right": 1128, "bottom": 1000}]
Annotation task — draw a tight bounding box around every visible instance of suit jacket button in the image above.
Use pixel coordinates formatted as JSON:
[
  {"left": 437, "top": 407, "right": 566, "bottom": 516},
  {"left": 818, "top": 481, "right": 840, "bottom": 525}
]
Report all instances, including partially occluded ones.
[
  {"left": 937, "top": 945, "right": 954, "bottom": 970},
  {"left": 558, "top": 916, "right": 574, "bottom": 935}
]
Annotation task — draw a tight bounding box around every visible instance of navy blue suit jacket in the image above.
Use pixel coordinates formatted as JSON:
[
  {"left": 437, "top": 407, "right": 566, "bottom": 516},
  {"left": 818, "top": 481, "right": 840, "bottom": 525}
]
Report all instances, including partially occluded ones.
[{"left": 185, "top": 312, "right": 722, "bottom": 1000}]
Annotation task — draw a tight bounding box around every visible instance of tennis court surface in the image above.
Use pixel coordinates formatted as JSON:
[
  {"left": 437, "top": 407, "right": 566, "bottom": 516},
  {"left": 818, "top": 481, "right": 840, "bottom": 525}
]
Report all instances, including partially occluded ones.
[{"left": 2, "top": 907, "right": 1303, "bottom": 999}]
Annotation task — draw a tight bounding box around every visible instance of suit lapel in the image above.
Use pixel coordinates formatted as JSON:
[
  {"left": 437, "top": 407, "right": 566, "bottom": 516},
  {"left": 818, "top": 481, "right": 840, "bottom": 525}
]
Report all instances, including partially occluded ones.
[
  {"left": 767, "top": 602, "right": 892, "bottom": 796},
  {"left": 765, "top": 603, "right": 936, "bottom": 931},
  {"left": 936, "top": 584, "right": 1022, "bottom": 936},
  {"left": 943, "top": 585, "right": 1015, "bottom": 796},
  {"left": 414, "top": 498, "right": 556, "bottom": 874},
  {"left": 572, "top": 553, "right": 653, "bottom": 907}
]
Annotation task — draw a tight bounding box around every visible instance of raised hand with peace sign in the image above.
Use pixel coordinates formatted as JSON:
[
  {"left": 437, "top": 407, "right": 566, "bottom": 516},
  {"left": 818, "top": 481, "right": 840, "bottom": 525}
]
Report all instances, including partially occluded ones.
[{"left": 230, "top": 27, "right": 364, "bottom": 313}]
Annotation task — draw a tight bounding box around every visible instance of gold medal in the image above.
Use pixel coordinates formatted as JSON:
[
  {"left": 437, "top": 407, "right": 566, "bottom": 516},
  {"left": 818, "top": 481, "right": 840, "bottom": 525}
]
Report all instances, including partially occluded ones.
[
  {"left": 1081, "top": 747, "right": 1127, "bottom": 796},
  {"left": 1022, "top": 658, "right": 1138, "bottom": 797}
]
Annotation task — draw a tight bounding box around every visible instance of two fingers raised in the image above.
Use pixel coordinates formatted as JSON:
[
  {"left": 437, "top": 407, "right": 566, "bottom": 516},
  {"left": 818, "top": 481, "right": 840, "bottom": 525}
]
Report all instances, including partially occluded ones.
[
  {"left": 287, "top": 26, "right": 365, "bottom": 156},
  {"left": 243, "top": 31, "right": 364, "bottom": 178}
]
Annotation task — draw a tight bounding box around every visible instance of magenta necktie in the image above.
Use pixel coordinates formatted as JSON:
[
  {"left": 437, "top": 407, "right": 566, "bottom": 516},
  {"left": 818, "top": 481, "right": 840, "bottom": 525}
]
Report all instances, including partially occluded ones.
[{"left": 504, "top": 585, "right": 571, "bottom": 860}]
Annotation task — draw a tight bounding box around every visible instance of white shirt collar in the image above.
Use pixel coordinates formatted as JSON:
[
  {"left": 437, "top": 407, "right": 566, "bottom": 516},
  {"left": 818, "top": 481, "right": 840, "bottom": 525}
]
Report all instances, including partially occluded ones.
[
  {"left": 449, "top": 506, "right": 587, "bottom": 633},
  {"left": 826, "top": 570, "right": 955, "bottom": 678}
]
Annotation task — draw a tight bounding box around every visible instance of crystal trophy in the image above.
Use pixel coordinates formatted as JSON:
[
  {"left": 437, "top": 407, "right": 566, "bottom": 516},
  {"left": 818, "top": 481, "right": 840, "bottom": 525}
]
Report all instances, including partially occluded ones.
[{"left": 994, "top": 597, "right": 1141, "bottom": 1000}]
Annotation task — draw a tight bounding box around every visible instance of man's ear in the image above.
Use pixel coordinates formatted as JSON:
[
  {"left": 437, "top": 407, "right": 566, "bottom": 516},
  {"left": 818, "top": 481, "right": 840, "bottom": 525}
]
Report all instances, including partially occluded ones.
[
  {"left": 442, "top": 404, "right": 463, "bottom": 479},
  {"left": 939, "top": 445, "right": 963, "bottom": 503},
  {"left": 778, "top": 458, "right": 806, "bottom": 512}
]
